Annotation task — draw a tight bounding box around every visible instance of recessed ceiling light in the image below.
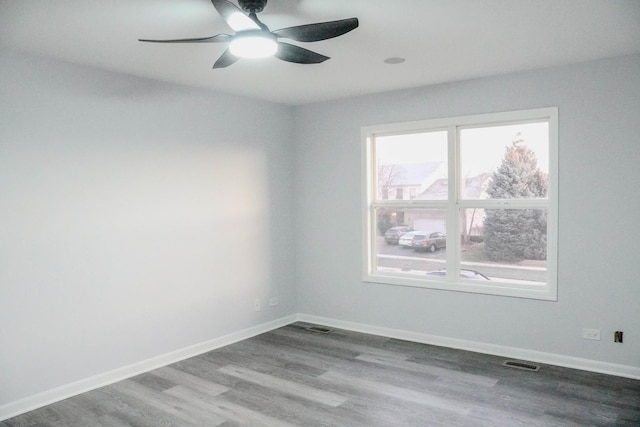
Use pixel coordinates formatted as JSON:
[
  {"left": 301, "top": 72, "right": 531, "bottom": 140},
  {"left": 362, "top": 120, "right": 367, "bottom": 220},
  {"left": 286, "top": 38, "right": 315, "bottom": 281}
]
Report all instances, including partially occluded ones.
[{"left": 384, "top": 57, "right": 406, "bottom": 65}]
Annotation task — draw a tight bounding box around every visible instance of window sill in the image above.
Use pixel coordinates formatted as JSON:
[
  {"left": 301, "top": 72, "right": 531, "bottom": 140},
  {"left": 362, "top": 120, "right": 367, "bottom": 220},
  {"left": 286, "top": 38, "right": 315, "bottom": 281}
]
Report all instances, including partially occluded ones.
[{"left": 363, "top": 271, "right": 557, "bottom": 301}]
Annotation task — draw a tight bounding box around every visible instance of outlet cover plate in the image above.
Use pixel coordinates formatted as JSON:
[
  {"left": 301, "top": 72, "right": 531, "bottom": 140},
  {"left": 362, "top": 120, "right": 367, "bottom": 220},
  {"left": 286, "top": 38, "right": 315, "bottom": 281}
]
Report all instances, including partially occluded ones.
[{"left": 582, "top": 328, "right": 600, "bottom": 340}]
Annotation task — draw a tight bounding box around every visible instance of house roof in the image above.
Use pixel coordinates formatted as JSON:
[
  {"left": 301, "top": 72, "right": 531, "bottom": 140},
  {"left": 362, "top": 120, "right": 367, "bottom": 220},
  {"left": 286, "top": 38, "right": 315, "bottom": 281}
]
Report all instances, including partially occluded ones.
[
  {"left": 416, "top": 172, "right": 493, "bottom": 200},
  {"left": 381, "top": 163, "right": 443, "bottom": 187}
]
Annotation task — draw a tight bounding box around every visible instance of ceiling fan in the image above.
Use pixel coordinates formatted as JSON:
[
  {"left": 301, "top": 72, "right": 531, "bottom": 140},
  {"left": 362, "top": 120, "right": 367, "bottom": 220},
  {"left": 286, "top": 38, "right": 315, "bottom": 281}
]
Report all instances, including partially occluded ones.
[{"left": 139, "top": 0, "right": 359, "bottom": 69}]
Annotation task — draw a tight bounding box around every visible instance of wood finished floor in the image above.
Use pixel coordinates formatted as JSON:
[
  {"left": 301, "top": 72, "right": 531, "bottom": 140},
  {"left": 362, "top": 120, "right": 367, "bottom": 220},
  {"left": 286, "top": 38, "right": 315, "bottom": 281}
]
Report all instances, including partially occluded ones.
[{"left": 3, "top": 322, "right": 639, "bottom": 426}]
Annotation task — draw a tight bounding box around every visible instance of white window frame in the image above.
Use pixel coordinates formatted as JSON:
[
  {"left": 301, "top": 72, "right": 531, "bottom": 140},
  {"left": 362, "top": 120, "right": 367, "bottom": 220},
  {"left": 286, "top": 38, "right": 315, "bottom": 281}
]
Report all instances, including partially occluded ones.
[{"left": 362, "top": 108, "right": 558, "bottom": 300}]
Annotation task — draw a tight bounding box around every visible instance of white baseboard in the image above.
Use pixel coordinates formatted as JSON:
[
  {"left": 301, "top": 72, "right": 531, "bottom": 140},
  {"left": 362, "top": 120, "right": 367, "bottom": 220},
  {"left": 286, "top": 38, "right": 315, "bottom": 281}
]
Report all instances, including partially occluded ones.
[
  {"left": 296, "top": 313, "right": 640, "bottom": 381},
  {"left": 4, "top": 313, "right": 638, "bottom": 421},
  {"left": 0, "top": 315, "right": 297, "bottom": 422}
]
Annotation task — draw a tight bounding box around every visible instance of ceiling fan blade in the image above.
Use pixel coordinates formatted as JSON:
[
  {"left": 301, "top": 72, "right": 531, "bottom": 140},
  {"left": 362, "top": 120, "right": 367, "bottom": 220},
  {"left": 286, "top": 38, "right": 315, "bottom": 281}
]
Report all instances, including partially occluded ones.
[
  {"left": 273, "top": 18, "right": 359, "bottom": 42},
  {"left": 211, "top": 0, "right": 260, "bottom": 31},
  {"left": 275, "top": 42, "right": 329, "bottom": 64},
  {"left": 213, "top": 48, "right": 239, "bottom": 69},
  {"left": 138, "top": 34, "right": 232, "bottom": 43}
]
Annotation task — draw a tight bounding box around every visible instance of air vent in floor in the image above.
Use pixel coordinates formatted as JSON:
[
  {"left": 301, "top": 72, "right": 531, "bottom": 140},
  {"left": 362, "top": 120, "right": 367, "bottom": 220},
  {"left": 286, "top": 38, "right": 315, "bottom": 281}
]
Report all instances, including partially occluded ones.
[
  {"left": 305, "top": 326, "right": 333, "bottom": 334},
  {"left": 502, "top": 360, "right": 540, "bottom": 372}
]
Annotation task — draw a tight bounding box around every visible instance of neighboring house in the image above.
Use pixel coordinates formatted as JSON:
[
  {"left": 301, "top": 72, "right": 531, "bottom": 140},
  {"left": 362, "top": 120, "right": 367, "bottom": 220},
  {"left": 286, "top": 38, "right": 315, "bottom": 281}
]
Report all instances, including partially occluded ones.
[
  {"left": 379, "top": 163, "right": 491, "bottom": 236},
  {"left": 413, "top": 172, "right": 493, "bottom": 200},
  {"left": 378, "top": 162, "right": 445, "bottom": 201}
]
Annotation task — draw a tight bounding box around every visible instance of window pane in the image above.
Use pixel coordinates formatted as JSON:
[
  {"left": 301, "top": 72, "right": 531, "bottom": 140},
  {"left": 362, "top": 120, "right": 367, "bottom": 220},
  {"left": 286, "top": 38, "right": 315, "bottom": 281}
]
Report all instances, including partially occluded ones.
[
  {"left": 460, "top": 122, "right": 549, "bottom": 200},
  {"left": 375, "top": 131, "right": 448, "bottom": 201},
  {"left": 375, "top": 207, "right": 446, "bottom": 276},
  {"left": 459, "top": 208, "right": 547, "bottom": 285},
  {"left": 365, "top": 108, "right": 557, "bottom": 299}
]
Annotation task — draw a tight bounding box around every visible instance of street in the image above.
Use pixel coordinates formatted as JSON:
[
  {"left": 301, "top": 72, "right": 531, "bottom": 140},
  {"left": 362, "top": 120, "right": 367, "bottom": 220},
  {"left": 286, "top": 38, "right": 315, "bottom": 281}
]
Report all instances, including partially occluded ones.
[{"left": 375, "top": 237, "right": 546, "bottom": 284}]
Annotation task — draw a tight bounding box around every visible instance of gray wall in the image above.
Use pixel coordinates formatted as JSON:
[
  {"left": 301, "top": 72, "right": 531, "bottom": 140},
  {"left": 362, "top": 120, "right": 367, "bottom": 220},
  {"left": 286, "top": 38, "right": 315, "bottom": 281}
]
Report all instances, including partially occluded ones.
[
  {"left": 294, "top": 54, "right": 640, "bottom": 368},
  {"left": 2, "top": 49, "right": 639, "bottom": 411},
  {"left": 0, "top": 50, "right": 296, "bottom": 406}
]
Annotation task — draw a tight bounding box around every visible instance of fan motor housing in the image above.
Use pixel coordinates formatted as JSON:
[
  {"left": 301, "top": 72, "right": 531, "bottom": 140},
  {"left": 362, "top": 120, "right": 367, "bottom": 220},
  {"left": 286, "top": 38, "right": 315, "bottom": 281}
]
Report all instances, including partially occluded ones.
[{"left": 239, "top": 0, "right": 267, "bottom": 13}]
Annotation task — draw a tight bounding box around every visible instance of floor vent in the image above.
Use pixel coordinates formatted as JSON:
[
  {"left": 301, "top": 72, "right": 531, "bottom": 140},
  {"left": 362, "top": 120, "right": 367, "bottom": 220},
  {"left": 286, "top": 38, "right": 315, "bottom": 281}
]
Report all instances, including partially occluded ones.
[
  {"left": 502, "top": 360, "right": 540, "bottom": 372},
  {"left": 306, "top": 326, "right": 333, "bottom": 334}
]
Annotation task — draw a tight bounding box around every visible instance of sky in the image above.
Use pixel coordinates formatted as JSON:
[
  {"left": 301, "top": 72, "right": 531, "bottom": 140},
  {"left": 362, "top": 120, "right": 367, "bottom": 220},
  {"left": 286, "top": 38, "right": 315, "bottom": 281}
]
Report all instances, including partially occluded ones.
[{"left": 375, "top": 121, "right": 550, "bottom": 177}]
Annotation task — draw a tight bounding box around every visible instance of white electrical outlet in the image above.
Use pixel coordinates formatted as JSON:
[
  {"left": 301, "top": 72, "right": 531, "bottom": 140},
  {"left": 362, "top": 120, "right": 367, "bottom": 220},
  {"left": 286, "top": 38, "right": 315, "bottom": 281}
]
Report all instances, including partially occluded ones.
[
  {"left": 268, "top": 297, "right": 279, "bottom": 307},
  {"left": 254, "top": 299, "right": 261, "bottom": 311},
  {"left": 582, "top": 328, "right": 600, "bottom": 340}
]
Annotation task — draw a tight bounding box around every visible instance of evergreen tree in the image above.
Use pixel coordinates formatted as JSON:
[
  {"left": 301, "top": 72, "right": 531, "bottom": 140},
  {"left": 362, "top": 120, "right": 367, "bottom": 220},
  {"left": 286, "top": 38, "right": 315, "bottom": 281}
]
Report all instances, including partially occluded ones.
[{"left": 483, "top": 141, "right": 548, "bottom": 262}]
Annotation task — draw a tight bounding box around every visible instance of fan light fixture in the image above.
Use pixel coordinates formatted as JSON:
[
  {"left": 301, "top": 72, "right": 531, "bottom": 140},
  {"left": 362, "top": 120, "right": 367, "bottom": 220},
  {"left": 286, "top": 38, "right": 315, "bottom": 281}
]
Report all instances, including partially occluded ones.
[
  {"left": 138, "top": 0, "right": 359, "bottom": 69},
  {"left": 229, "top": 30, "right": 278, "bottom": 58}
]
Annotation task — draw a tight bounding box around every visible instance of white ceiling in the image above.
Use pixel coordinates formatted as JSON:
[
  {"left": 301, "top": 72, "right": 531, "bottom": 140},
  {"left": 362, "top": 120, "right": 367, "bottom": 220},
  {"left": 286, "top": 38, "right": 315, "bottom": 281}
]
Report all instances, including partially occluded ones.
[{"left": 2, "top": 0, "right": 639, "bottom": 105}]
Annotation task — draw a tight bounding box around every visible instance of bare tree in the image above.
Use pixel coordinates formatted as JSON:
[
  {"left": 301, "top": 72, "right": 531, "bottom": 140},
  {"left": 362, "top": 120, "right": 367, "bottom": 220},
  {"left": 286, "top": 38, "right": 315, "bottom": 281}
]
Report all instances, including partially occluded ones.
[
  {"left": 376, "top": 164, "right": 405, "bottom": 234},
  {"left": 377, "top": 164, "right": 403, "bottom": 199}
]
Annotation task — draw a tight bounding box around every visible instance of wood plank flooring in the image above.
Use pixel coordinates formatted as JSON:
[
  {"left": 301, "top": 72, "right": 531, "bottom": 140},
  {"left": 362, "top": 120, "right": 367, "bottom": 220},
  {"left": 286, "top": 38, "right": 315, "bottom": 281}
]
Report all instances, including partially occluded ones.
[{"left": 3, "top": 322, "right": 639, "bottom": 426}]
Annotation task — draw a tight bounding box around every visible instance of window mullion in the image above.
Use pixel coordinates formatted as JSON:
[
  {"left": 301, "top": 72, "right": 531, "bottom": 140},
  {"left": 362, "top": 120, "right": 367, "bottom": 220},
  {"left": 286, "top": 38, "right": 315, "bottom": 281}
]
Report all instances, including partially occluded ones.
[
  {"left": 446, "top": 125, "right": 459, "bottom": 282},
  {"left": 457, "top": 199, "right": 549, "bottom": 209}
]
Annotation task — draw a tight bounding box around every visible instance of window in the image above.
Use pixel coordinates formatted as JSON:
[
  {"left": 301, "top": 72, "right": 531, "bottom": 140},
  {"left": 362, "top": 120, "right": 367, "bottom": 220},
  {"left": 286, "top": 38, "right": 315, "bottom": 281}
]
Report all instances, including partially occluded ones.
[{"left": 362, "top": 108, "right": 558, "bottom": 300}]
